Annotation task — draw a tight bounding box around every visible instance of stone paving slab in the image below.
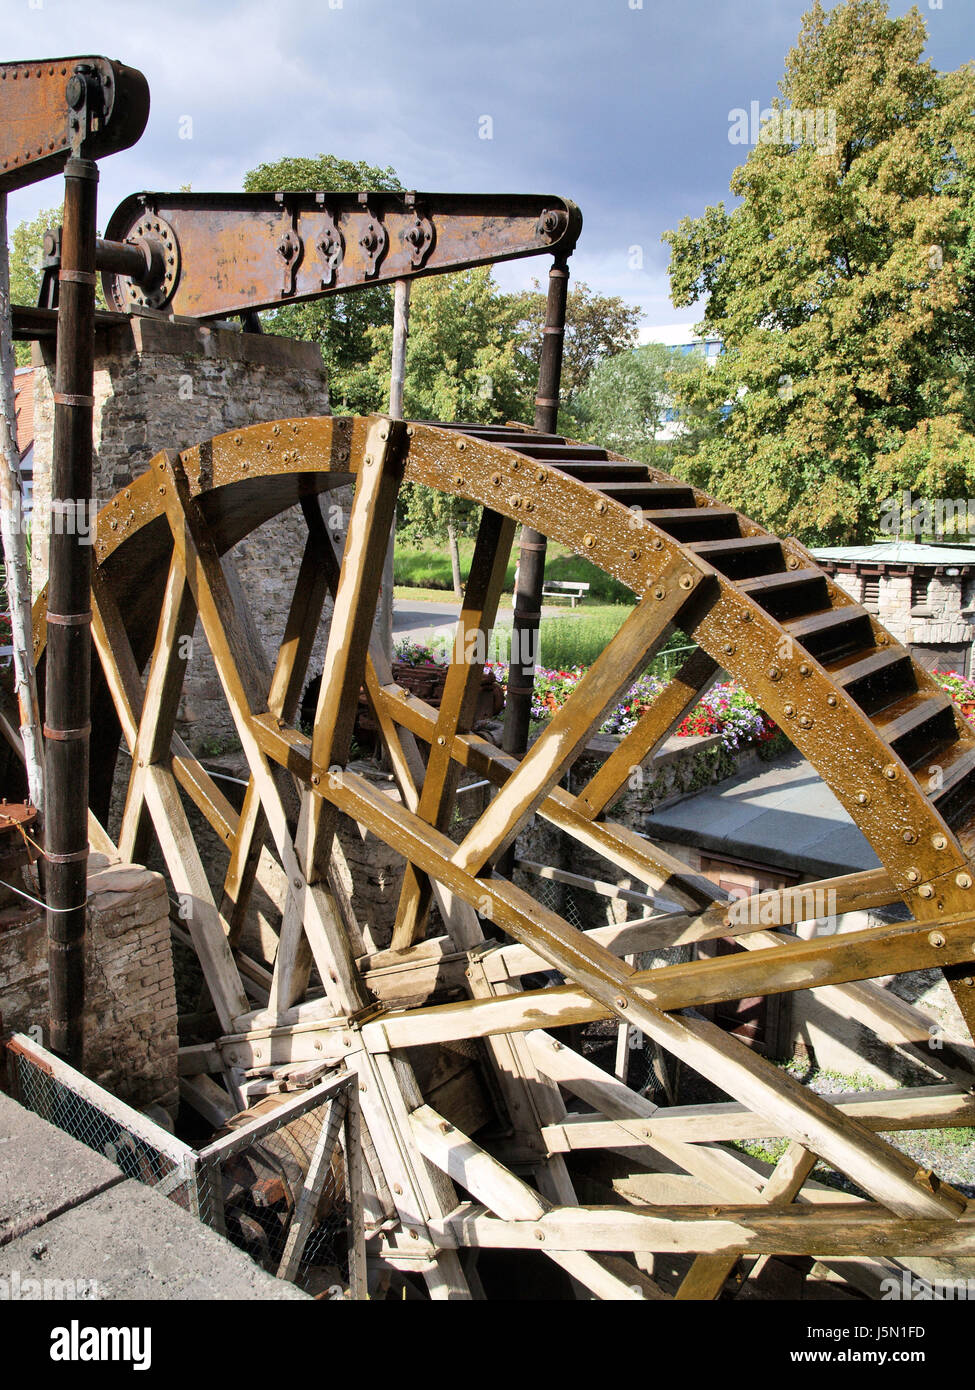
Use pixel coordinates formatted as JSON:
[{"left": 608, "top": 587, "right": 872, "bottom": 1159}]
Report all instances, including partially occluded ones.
[
  {"left": 649, "top": 750, "right": 880, "bottom": 878},
  {"left": 0, "top": 1180, "right": 309, "bottom": 1299},
  {"left": 0, "top": 1093, "right": 308, "bottom": 1299},
  {"left": 0, "top": 1092, "right": 124, "bottom": 1247}
]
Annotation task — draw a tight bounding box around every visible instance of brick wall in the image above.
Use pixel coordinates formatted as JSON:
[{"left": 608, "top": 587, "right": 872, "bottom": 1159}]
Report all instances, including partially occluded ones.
[{"left": 0, "top": 860, "right": 178, "bottom": 1114}]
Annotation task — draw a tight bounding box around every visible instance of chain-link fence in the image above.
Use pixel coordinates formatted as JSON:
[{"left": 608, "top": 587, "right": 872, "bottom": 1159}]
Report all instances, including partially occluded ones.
[{"left": 5, "top": 1034, "right": 365, "bottom": 1298}]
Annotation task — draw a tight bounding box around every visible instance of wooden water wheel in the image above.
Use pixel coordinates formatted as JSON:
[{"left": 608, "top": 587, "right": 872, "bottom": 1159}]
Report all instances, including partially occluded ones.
[{"left": 30, "top": 412, "right": 975, "bottom": 1299}]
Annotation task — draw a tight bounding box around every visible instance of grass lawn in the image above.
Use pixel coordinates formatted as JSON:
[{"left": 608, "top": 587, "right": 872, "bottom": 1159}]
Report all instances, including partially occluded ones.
[{"left": 394, "top": 538, "right": 636, "bottom": 605}]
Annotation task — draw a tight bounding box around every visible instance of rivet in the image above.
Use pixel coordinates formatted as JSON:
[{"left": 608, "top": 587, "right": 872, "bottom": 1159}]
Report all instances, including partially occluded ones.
[
  {"left": 784, "top": 704, "right": 795, "bottom": 717},
  {"left": 906, "top": 868, "right": 919, "bottom": 882},
  {"left": 272, "top": 424, "right": 280, "bottom": 435},
  {"left": 857, "top": 792, "right": 870, "bottom": 806},
  {"left": 884, "top": 765, "right": 898, "bottom": 780},
  {"left": 437, "top": 736, "right": 446, "bottom": 746},
  {"left": 903, "top": 829, "right": 916, "bottom": 844},
  {"left": 679, "top": 574, "right": 694, "bottom": 590},
  {"left": 456, "top": 439, "right": 465, "bottom": 450},
  {"left": 311, "top": 773, "right": 320, "bottom": 786},
  {"left": 536, "top": 469, "right": 546, "bottom": 483},
  {"left": 158, "top": 486, "right": 166, "bottom": 495},
  {"left": 534, "top": 1230, "right": 545, "bottom": 1242},
  {"left": 584, "top": 534, "right": 596, "bottom": 548},
  {"left": 629, "top": 549, "right": 640, "bottom": 561},
  {"left": 928, "top": 930, "right": 946, "bottom": 948},
  {"left": 933, "top": 834, "right": 948, "bottom": 850},
  {"left": 453, "top": 475, "right": 464, "bottom": 486},
  {"left": 787, "top": 557, "right": 799, "bottom": 569},
  {"left": 741, "top": 611, "right": 753, "bottom": 623},
  {"left": 614, "top": 996, "right": 628, "bottom": 1009},
  {"left": 957, "top": 872, "right": 973, "bottom": 889},
  {"left": 364, "top": 454, "right": 373, "bottom": 465},
  {"left": 393, "top": 1184, "right": 403, "bottom": 1195},
  {"left": 511, "top": 458, "right": 520, "bottom": 470},
  {"left": 768, "top": 667, "right": 781, "bottom": 681},
  {"left": 723, "top": 643, "right": 735, "bottom": 656},
  {"left": 491, "top": 473, "right": 502, "bottom": 485},
  {"left": 919, "top": 884, "right": 935, "bottom": 898},
  {"left": 409, "top": 1230, "right": 419, "bottom": 1240},
  {"left": 799, "top": 715, "right": 813, "bottom": 729},
  {"left": 653, "top": 586, "right": 665, "bottom": 600},
  {"left": 799, "top": 663, "right": 811, "bottom": 677},
  {"left": 293, "top": 877, "right": 303, "bottom": 890},
  {"left": 827, "top": 694, "right": 838, "bottom": 707}
]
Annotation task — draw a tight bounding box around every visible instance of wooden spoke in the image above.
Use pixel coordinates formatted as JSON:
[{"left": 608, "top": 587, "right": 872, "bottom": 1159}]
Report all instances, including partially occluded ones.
[
  {"left": 451, "top": 565, "right": 706, "bottom": 877},
  {"left": 118, "top": 555, "right": 197, "bottom": 865},
  {"left": 575, "top": 645, "right": 719, "bottom": 821},
  {"left": 391, "top": 506, "right": 516, "bottom": 951}
]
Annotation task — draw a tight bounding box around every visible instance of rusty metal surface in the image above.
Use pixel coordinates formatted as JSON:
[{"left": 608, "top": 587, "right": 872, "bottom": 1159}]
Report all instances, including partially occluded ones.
[
  {"left": 0, "top": 57, "right": 148, "bottom": 192},
  {"left": 99, "top": 192, "right": 581, "bottom": 317}
]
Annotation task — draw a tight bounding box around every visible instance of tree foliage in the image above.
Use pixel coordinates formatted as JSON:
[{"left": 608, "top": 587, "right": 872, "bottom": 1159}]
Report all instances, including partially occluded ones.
[
  {"left": 8, "top": 205, "right": 60, "bottom": 365},
  {"left": 663, "top": 0, "right": 975, "bottom": 544},
  {"left": 572, "top": 341, "right": 704, "bottom": 464}
]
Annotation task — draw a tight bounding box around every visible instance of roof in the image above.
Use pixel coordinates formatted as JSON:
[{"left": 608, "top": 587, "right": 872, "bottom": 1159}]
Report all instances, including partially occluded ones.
[
  {"left": 13, "top": 366, "right": 33, "bottom": 466},
  {"left": 646, "top": 749, "right": 879, "bottom": 879},
  {"left": 813, "top": 542, "right": 975, "bottom": 567}
]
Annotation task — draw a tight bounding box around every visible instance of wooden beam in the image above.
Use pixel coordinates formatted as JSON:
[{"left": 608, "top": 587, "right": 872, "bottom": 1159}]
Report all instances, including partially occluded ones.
[
  {"left": 410, "top": 1104, "right": 667, "bottom": 1300},
  {"left": 391, "top": 506, "right": 515, "bottom": 951},
  {"left": 451, "top": 568, "right": 705, "bottom": 874},
  {"left": 574, "top": 645, "right": 719, "bottom": 820}
]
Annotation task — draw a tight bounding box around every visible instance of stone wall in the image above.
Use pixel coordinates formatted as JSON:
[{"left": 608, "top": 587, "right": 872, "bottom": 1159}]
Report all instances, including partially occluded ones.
[
  {"left": 831, "top": 567, "right": 975, "bottom": 673},
  {"left": 0, "top": 858, "right": 179, "bottom": 1114},
  {"left": 31, "top": 314, "right": 338, "bottom": 749}
]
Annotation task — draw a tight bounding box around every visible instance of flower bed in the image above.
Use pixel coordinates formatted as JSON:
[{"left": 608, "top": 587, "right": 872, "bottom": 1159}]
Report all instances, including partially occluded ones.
[
  {"left": 483, "top": 660, "right": 780, "bottom": 753},
  {"left": 931, "top": 670, "right": 975, "bottom": 724}
]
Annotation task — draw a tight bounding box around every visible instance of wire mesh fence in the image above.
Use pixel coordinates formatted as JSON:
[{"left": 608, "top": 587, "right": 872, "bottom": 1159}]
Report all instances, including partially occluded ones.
[{"left": 5, "top": 1034, "right": 365, "bottom": 1298}]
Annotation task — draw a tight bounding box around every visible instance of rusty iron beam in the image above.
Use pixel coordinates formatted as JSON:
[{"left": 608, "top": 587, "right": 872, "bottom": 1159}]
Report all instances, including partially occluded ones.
[
  {"left": 97, "top": 191, "right": 581, "bottom": 318},
  {"left": 0, "top": 57, "right": 148, "bottom": 193}
]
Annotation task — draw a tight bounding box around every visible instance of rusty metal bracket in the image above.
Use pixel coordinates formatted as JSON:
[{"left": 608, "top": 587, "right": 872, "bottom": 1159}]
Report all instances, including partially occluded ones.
[
  {"left": 0, "top": 57, "right": 148, "bottom": 193},
  {"left": 357, "top": 194, "right": 388, "bottom": 279}
]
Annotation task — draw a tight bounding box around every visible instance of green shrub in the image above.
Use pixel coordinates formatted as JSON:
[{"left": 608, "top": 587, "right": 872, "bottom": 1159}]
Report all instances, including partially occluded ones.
[{"left": 538, "top": 609, "right": 631, "bottom": 669}]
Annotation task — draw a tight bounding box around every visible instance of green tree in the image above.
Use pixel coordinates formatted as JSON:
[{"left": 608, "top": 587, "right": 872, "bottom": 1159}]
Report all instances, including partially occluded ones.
[
  {"left": 511, "top": 280, "right": 643, "bottom": 407},
  {"left": 243, "top": 154, "right": 403, "bottom": 412},
  {"left": 663, "top": 0, "right": 975, "bottom": 544},
  {"left": 358, "top": 266, "right": 528, "bottom": 596},
  {"left": 572, "top": 341, "right": 704, "bottom": 464},
  {"left": 8, "top": 205, "right": 60, "bottom": 365}
]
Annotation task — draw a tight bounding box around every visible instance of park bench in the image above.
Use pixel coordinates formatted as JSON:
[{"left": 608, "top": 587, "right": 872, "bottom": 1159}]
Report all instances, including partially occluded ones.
[{"left": 541, "top": 579, "right": 590, "bottom": 607}]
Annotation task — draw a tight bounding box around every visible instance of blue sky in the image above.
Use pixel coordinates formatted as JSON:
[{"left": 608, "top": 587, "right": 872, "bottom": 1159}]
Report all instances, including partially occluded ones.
[{"left": 2, "top": 0, "right": 971, "bottom": 328}]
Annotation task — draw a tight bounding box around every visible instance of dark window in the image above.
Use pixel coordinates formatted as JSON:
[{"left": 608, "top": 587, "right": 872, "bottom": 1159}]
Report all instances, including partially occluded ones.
[
  {"left": 911, "top": 575, "right": 929, "bottom": 607},
  {"left": 862, "top": 575, "right": 880, "bottom": 606}
]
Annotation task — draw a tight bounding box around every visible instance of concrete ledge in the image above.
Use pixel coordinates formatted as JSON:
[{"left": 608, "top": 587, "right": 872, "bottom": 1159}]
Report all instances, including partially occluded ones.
[
  {"left": 0, "top": 1180, "right": 309, "bottom": 1300},
  {"left": 0, "top": 1095, "right": 308, "bottom": 1298},
  {"left": 0, "top": 1093, "right": 124, "bottom": 1247}
]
